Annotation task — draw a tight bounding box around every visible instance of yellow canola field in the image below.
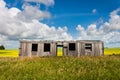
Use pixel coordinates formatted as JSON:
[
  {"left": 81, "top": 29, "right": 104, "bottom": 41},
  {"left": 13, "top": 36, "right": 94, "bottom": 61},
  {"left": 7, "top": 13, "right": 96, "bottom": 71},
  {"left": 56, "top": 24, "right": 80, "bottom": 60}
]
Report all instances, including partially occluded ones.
[
  {"left": 104, "top": 48, "right": 120, "bottom": 55},
  {"left": 0, "top": 48, "right": 120, "bottom": 57},
  {"left": 0, "top": 49, "right": 19, "bottom": 57}
]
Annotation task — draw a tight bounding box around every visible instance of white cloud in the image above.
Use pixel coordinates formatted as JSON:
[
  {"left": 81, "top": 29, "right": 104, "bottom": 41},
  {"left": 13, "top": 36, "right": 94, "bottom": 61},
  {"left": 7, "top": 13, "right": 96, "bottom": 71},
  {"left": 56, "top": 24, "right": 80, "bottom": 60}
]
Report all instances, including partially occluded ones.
[
  {"left": 24, "top": 0, "right": 54, "bottom": 6},
  {"left": 92, "top": 9, "right": 97, "bottom": 14},
  {"left": 77, "top": 8, "right": 120, "bottom": 47},
  {"left": 99, "top": 8, "right": 120, "bottom": 33},
  {"left": 0, "top": 34, "right": 7, "bottom": 41},
  {"left": 0, "top": 0, "right": 6, "bottom": 8},
  {"left": 9, "top": 8, "right": 21, "bottom": 17},
  {"left": 18, "top": 4, "right": 51, "bottom": 21},
  {"left": 0, "top": 0, "right": 120, "bottom": 48},
  {"left": 76, "top": 25, "right": 87, "bottom": 39},
  {"left": 109, "top": 8, "right": 120, "bottom": 30},
  {"left": 0, "top": 0, "right": 72, "bottom": 48},
  {"left": 87, "top": 24, "right": 98, "bottom": 35}
]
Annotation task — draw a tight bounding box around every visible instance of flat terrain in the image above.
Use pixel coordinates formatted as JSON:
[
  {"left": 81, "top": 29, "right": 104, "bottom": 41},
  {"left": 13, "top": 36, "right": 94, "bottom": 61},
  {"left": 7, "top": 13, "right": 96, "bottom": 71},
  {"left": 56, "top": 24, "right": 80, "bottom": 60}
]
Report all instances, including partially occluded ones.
[
  {"left": 0, "top": 48, "right": 120, "bottom": 57},
  {"left": 0, "top": 48, "right": 120, "bottom": 80},
  {"left": 0, "top": 49, "right": 18, "bottom": 57},
  {"left": 104, "top": 48, "right": 120, "bottom": 55},
  {"left": 0, "top": 56, "right": 120, "bottom": 80}
]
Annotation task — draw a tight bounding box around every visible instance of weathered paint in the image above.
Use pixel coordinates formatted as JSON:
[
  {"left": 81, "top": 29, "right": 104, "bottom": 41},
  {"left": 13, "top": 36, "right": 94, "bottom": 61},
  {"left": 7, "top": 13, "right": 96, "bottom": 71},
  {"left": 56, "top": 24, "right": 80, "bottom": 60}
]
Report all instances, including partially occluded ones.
[{"left": 19, "top": 40, "right": 104, "bottom": 57}]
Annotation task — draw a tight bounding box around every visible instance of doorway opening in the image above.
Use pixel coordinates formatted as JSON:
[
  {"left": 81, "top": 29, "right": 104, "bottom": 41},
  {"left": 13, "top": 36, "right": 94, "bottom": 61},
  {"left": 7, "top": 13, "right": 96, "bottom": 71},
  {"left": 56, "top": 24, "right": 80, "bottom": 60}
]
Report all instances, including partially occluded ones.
[{"left": 56, "top": 45, "right": 63, "bottom": 56}]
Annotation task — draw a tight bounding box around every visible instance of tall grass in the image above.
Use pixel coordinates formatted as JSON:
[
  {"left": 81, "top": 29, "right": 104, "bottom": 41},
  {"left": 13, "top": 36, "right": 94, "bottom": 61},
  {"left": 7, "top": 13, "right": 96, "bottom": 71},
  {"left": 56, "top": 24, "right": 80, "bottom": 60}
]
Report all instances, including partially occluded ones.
[{"left": 0, "top": 56, "right": 120, "bottom": 80}]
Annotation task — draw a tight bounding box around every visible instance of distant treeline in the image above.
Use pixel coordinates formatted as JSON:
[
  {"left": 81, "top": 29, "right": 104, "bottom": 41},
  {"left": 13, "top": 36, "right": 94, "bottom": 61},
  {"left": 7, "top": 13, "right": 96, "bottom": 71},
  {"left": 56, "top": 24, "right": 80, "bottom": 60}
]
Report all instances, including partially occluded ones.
[{"left": 0, "top": 45, "right": 5, "bottom": 50}]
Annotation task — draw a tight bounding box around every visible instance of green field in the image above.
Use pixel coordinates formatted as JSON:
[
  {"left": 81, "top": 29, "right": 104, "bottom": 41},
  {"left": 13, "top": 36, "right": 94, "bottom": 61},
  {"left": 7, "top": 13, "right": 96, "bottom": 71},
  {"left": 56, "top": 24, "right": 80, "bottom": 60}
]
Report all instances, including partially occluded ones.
[
  {"left": 0, "top": 48, "right": 120, "bottom": 80},
  {"left": 0, "top": 56, "right": 120, "bottom": 80}
]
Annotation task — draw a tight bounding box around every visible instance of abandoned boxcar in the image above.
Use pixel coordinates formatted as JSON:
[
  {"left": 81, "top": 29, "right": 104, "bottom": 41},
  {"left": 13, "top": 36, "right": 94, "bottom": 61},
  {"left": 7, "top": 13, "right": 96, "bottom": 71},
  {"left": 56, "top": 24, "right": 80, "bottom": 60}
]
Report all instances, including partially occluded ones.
[{"left": 19, "top": 40, "right": 104, "bottom": 57}]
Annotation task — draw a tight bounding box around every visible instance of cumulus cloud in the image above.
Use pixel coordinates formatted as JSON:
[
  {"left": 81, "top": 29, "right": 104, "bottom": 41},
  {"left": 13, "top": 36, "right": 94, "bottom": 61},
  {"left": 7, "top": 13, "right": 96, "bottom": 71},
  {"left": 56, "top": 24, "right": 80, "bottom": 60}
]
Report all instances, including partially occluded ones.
[
  {"left": 24, "top": 0, "right": 54, "bottom": 6},
  {"left": 77, "top": 8, "right": 120, "bottom": 47},
  {"left": 0, "top": 0, "right": 72, "bottom": 48},
  {"left": 0, "top": 34, "right": 7, "bottom": 41},
  {"left": 18, "top": 4, "right": 51, "bottom": 21},
  {"left": 76, "top": 25, "right": 87, "bottom": 39},
  {"left": 0, "top": 0, "right": 120, "bottom": 48}
]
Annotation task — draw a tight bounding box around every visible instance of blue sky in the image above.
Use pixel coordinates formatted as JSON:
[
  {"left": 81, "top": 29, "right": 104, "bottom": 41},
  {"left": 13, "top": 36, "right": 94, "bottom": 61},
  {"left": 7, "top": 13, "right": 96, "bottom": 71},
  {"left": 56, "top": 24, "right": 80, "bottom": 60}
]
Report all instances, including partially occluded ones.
[
  {"left": 5, "top": 0, "right": 120, "bottom": 26},
  {"left": 49, "top": 0, "right": 120, "bottom": 30},
  {"left": 5, "top": 0, "right": 120, "bottom": 36},
  {"left": 0, "top": 0, "right": 120, "bottom": 48}
]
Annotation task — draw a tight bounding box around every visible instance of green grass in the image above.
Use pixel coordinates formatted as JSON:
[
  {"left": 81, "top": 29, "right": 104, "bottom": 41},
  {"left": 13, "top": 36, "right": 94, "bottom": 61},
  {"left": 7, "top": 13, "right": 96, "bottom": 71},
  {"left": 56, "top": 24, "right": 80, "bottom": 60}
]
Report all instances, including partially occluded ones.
[
  {"left": 0, "top": 49, "right": 120, "bottom": 79},
  {"left": 0, "top": 56, "right": 120, "bottom": 80}
]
